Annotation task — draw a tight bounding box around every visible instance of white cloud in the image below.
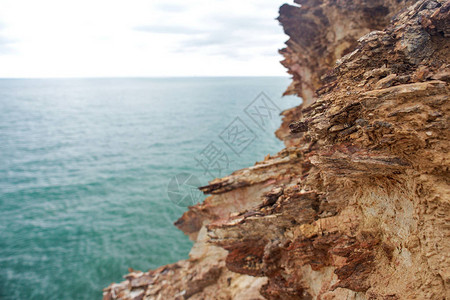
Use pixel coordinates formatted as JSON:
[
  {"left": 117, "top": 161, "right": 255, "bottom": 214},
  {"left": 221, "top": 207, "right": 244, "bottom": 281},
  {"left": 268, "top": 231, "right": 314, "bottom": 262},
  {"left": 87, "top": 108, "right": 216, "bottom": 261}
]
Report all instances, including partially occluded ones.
[{"left": 0, "top": 0, "right": 289, "bottom": 78}]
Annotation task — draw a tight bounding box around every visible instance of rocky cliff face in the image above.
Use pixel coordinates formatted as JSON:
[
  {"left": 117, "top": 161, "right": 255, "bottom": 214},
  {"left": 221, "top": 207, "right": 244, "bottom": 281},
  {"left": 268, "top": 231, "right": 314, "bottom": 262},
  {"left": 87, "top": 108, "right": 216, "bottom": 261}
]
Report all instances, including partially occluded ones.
[{"left": 104, "top": 1, "right": 449, "bottom": 299}]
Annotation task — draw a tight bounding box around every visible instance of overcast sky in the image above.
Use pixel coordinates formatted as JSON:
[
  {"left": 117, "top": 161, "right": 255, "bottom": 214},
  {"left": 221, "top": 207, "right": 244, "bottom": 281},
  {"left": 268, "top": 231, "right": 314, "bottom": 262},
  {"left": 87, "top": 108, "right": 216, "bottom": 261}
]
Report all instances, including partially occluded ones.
[{"left": 0, "top": 0, "right": 291, "bottom": 78}]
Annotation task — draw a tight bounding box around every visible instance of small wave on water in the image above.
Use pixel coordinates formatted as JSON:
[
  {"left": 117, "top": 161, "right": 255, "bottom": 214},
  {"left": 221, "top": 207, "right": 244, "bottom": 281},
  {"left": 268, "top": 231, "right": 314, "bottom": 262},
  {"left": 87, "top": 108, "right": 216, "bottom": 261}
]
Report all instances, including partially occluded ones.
[{"left": 0, "top": 77, "right": 300, "bottom": 299}]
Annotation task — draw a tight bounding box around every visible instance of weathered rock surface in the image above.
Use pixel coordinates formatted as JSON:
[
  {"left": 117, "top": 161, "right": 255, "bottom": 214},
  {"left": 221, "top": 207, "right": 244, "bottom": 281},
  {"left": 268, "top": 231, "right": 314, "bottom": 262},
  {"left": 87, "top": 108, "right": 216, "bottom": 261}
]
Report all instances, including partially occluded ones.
[
  {"left": 104, "top": 1, "right": 449, "bottom": 299},
  {"left": 278, "top": 0, "right": 417, "bottom": 105}
]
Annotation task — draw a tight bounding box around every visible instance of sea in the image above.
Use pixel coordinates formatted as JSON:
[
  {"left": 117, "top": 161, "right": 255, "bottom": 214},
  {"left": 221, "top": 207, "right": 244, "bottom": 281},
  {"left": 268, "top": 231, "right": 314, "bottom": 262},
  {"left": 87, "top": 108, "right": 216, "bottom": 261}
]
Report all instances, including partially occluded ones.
[{"left": 0, "top": 77, "right": 301, "bottom": 299}]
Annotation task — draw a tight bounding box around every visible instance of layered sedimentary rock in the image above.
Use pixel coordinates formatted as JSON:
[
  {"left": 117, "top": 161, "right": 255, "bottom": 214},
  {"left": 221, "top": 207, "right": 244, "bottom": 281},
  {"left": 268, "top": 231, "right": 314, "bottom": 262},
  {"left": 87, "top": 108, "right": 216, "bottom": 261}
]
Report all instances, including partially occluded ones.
[
  {"left": 278, "top": 0, "right": 417, "bottom": 105},
  {"left": 104, "top": 0, "right": 449, "bottom": 299}
]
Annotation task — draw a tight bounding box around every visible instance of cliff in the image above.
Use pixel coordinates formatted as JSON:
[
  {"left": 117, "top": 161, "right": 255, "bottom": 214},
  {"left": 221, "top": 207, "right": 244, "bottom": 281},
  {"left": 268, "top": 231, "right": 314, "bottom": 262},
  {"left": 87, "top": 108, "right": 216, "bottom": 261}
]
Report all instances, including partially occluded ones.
[{"left": 104, "top": 1, "right": 450, "bottom": 299}]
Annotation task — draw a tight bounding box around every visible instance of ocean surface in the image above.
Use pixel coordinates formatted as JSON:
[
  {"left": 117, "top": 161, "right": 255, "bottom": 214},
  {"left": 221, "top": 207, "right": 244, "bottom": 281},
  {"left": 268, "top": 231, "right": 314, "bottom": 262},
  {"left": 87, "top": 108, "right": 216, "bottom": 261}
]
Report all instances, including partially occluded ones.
[{"left": 0, "top": 77, "right": 300, "bottom": 299}]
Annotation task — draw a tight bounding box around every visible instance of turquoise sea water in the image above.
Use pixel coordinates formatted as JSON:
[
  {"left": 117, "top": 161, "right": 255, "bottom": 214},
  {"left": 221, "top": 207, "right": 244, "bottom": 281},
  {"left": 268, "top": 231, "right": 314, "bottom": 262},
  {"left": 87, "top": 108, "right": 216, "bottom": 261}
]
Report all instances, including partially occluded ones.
[{"left": 0, "top": 77, "right": 300, "bottom": 299}]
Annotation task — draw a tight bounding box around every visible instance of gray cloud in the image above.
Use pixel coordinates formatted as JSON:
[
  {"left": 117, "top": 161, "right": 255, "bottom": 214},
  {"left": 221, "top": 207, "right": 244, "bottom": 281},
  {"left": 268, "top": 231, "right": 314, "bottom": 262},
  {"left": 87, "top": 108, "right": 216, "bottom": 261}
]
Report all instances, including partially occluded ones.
[
  {"left": 0, "top": 23, "right": 15, "bottom": 55},
  {"left": 205, "top": 14, "right": 279, "bottom": 33},
  {"left": 178, "top": 38, "right": 281, "bottom": 59},
  {"left": 134, "top": 25, "right": 204, "bottom": 35},
  {"left": 0, "top": 41, "right": 15, "bottom": 55},
  {"left": 204, "top": 44, "right": 279, "bottom": 60},
  {"left": 175, "top": 14, "right": 282, "bottom": 57},
  {"left": 180, "top": 31, "right": 280, "bottom": 49},
  {"left": 153, "top": 2, "right": 189, "bottom": 13},
  {"left": 135, "top": 12, "right": 283, "bottom": 58}
]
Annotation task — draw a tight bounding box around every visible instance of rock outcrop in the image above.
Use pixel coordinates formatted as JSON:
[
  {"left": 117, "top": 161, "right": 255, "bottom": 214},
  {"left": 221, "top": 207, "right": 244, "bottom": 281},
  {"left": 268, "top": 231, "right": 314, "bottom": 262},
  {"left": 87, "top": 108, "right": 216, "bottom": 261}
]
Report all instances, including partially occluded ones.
[{"left": 104, "top": 0, "right": 449, "bottom": 299}]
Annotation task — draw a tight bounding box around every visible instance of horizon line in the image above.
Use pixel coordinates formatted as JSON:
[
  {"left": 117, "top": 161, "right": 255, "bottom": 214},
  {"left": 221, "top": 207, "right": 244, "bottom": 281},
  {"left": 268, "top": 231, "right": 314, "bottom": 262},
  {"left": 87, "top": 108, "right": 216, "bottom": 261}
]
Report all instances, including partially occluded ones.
[{"left": 0, "top": 75, "right": 291, "bottom": 80}]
